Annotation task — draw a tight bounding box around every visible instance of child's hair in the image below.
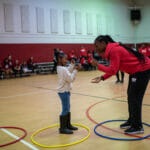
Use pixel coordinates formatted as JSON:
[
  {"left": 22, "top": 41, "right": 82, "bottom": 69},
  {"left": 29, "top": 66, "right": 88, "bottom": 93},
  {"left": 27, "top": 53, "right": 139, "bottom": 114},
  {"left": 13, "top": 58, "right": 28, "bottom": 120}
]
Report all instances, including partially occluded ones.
[
  {"left": 95, "top": 35, "right": 145, "bottom": 63},
  {"left": 57, "top": 52, "right": 66, "bottom": 66}
]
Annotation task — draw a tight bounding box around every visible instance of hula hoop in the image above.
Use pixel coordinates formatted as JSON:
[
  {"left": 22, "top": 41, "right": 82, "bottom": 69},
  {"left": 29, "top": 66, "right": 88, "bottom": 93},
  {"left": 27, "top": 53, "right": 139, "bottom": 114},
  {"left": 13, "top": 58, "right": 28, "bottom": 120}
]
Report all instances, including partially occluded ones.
[
  {"left": 86, "top": 99, "right": 150, "bottom": 140},
  {"left": 0, "top": 126, "right": 27, "bottom": 147},
  {"left": 94, "top": 120, "right": 150, "bottom": 141},
  {"left": 31, "top": 123, "right": 90, "bottom": 148}
]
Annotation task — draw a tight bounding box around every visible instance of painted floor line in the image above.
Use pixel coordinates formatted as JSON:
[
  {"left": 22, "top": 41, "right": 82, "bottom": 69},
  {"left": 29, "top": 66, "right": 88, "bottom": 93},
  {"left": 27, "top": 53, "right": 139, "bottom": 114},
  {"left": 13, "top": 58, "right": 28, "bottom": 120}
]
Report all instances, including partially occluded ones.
[
  {"left": 0, "top": 91, "right": 49, "bottom": 99},
  {"left": 8, "top": 85, "right": 149, "bottom": 107},
  {"left": 31, "top": 86, "right": 150, "bottom": 107},
  {"left": 1, "top": 128, "right": 39, "bottom": 150}
]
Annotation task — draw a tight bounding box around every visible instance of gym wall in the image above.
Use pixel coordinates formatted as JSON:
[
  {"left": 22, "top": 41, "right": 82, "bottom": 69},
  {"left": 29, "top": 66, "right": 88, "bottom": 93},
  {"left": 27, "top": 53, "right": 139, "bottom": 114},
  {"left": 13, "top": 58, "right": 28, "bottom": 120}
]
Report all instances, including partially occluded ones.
[
  {"left": 135, "top": 0, "right": 150, "bottom": 43},
  {"left": 0, "top": 0, "right": 134, "bottom": 62}
]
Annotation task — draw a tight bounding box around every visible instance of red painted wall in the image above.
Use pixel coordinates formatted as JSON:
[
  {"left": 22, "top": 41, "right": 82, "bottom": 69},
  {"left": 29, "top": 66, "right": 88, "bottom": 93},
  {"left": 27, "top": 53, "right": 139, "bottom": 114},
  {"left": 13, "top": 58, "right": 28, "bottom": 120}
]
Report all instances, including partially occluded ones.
[
  {"left": 0, "top": 43, "right": 94, "bottom": 63},
  {"left": 0, "top": 43, "right": 135, "bottom": 63}
]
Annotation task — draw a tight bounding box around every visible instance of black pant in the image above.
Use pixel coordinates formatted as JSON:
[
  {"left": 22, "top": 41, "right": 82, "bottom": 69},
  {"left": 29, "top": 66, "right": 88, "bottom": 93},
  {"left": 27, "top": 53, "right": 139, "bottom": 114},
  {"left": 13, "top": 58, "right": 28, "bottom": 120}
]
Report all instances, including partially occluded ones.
[
  {"left": 127, "top": 69, "right": 150, "bottom": 128},
  {"left": 14, "top": 69, "right": 22, "bottom": 77},
  {"left": 116, "top": 70, "right": 124, "bottom": 81}
]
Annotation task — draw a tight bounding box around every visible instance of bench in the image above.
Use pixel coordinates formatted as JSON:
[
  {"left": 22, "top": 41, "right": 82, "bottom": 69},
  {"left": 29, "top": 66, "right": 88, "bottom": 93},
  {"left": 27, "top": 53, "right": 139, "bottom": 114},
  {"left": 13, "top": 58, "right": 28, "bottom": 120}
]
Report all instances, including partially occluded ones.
[{"left": 35, "top": 62, "right": 54, "bottom": 74}]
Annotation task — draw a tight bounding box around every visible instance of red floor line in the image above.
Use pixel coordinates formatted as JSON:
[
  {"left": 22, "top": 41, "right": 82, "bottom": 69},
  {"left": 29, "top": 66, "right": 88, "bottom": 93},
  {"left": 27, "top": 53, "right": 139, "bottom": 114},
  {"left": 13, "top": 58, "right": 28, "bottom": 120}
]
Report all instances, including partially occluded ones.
[
  {"left": 0, "top": 126, "right": 27, "bottom": 147},
  {"left": 86, "top": 97, "right": 150, "bottom": 140}
]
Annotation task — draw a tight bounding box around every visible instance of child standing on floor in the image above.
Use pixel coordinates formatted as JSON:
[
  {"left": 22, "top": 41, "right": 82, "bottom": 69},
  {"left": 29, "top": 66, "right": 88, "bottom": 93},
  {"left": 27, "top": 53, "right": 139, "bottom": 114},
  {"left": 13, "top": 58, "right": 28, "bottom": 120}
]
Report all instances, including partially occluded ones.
[{"left": 57, "top": 52, "right": 80, "bottom": 134}]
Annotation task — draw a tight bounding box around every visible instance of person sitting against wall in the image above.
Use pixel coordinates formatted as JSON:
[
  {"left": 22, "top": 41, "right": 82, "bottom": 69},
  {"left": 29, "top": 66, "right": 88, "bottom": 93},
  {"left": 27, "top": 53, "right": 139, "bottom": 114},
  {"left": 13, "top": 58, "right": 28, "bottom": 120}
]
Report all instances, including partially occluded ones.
[
  {"left": 3, "top": 58, "right": 13, "bottom": 78},
  {"left": 68, "top": 50, "right": 77, "bottom": 62},
  {"left": 79, "top": 46, "right": 89, "bottom": 70},
  {"left": 79, "top": 45, "right": 87, "bottom": 58},
  {"left": 139, "top": 44, "right": 147, "bottom": 57},
  {"left": 13, "top": 60, "right": 22, "bottom": 77},
  {"left": 87, "top": 50, "right": 93, "bottom": 70},
  {"left": 146, "top": 43, "right": 150, "bottom": 58},
  {"left": 93, "top": 50, "right": 102, "bottom": 61},
  {"left": 80, "top": 56, "right": 89, "bottom": 71},
  {"left": 21, "top": 61, "right": 32, "bottom": 76},
  {"left": 0, "top": 61, "right": 4, "bottom": 79},
  {"left": 8, "top": 55, "right": 13, "bottom": 69},
  {"left": 27, "top": 56, "right": 36, "bottom": 73}
]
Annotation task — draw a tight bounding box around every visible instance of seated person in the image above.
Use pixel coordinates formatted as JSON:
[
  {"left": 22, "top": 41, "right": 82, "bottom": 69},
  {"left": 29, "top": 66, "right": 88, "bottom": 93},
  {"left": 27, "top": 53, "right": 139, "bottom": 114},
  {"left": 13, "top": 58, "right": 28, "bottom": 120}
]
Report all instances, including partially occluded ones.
[
  {"left": 21, "top": 61, "right": 32, "bottom": 74},
  {"left": 146, "top": 43, "right": 150, "bottom": 58},
  {"left": 27, "top": 56, "right": 36, "bottom": 73},
  {"left": 8, "top": 55, "right": 13, "bottom": 69},
  {"left": 80, "top": 57, "right": 89, "bottom": 71},
  {"left": 69, "top": 50, "right": 77, "bottom": 61},
  {"left": 139, "top": 44, "right": 147, "bottom": 56},
  {"left": 93, "top": 50, "right": 102, "bottom": 61},
  {"left": 80, "top": 46, "right": 87, "bottom": 58},
  {"left": 0, "top": 61, "right": 4, "bottom": 79},
  {"left": 13, "top": 60, "right": 22, "bottom": 77},
  {"left": 87, "top": 51, "right": 93, "bottom": 70},
  {"left": 3, "top": 58, "right": 13, "bottom": 78}
]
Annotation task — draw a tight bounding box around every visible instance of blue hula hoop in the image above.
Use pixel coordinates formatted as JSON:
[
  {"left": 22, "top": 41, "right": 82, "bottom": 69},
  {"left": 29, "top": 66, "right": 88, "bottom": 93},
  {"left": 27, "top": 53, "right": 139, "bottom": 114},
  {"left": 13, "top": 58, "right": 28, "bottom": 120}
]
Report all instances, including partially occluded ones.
[{"left": 94, "top": 120, "right": 150, "bottom": 141}]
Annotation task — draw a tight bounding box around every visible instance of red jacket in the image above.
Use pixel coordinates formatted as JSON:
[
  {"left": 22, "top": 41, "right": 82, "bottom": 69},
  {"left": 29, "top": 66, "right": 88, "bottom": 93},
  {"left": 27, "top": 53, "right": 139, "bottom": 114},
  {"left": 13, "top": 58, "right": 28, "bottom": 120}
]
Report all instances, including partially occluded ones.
[
  {"left": 87, "top": 52, "right": 92, "bottom": 64},
  {"left": 80, "top": 48, "right": 87, "bottom": 57},
  {"left": 98, "top": 43, "right": 150, "bottom": 80},
  {"left": 80, "top": 57, "right": 87, "bottom": 65},
  {"left": 69, "top": 52, "right": 76, "bottom": 60}
]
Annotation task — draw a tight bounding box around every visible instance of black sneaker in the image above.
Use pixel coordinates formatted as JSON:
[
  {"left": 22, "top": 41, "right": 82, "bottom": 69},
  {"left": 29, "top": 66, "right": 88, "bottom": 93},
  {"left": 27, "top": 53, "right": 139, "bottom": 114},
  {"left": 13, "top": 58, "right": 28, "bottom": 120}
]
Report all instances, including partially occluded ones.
[
  {"left": 120, "top": 121, "right": 131, "bottom": 129},
  {"left": 125, "top": 127, "right": 144, "bottom": 134},
  {"left": 120, "top": 80, "right": 124, "bottom": 83},
  {"left": 59, "top": 128, "right": 73, "bottom": 134},
  {"left": 115, "top": 80, "right": 120, "bottom": 83}
]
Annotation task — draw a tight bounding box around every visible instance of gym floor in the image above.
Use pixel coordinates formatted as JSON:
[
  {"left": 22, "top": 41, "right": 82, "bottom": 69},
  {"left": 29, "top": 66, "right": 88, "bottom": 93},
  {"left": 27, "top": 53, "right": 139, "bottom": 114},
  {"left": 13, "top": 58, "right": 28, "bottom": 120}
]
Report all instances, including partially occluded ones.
[{"left": 0, "top": 71, "right": 150, "bottom": 150}]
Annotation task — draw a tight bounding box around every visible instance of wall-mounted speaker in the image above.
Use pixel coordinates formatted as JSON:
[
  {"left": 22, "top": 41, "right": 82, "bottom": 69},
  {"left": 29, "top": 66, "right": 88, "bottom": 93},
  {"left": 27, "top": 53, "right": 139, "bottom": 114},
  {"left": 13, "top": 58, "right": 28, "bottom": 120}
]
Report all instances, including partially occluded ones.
[{"left": 130, "top": 9, "right": 141, "bottom": 21}]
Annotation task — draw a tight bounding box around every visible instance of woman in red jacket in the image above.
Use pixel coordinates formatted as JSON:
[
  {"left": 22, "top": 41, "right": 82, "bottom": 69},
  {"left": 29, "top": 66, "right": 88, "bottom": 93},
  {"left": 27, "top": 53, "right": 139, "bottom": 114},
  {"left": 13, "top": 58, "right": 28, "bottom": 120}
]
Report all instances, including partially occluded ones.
[{"left": 91, "top": 35, "right": 150, "bottom": 134}]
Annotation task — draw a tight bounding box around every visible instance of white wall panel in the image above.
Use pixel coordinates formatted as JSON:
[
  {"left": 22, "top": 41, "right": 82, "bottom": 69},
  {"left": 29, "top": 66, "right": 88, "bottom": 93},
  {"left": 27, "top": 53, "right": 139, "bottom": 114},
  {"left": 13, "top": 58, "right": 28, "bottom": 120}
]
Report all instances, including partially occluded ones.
[
  {"left": 50, "top": 8, "right": 58, "bottom": 33},
  {"left": 63, "top": 10, "right": 71, "bottom": 34},
  {"left": 96, "top": 14, "right": 102, "bottom": 35},
  {"left": 3, "top": 3, "right": 14, "bottom": 32},
  {"left": 75, "top": 11, "right": 82, "bottom": 34},
  {"left": 0, "top": 4, "right": 4, "bottom": 32},
  {"left": 0, "top": 0, "right": 135, "bottom": 43},
  {"left": 106, "top": 16, "right": 111, "bottom": 35},
  {"left": 36, "top": 7, "right": 45, "bottom": 33},
  {"left": 20, "top": 5, "right": 30, "bottom": 33},
  {"left": 101, "top": 16, "right": 107, "bottom": 34},
  {"left": 86, "top": 13, "right": 93, "bottom": 35},
  {"left": 136, "top": 0, "right": 150, "bottom": 43}
]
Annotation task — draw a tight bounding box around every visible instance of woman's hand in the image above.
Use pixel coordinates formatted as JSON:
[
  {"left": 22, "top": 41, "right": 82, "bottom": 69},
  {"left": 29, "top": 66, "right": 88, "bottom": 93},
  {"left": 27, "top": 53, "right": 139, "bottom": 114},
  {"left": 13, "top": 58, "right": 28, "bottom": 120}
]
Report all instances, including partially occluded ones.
[
  {"left": 71, "top": 59, "right": 75, "bottom": 65},
  {"left": 75, "top": 64, "right": 81, "bottom": 71},
  {"left": 91, "top": 76, "right": 101, "bottom": 83},
  {"left": 91, "top": 59, "right": 99, "bottom": 67}
]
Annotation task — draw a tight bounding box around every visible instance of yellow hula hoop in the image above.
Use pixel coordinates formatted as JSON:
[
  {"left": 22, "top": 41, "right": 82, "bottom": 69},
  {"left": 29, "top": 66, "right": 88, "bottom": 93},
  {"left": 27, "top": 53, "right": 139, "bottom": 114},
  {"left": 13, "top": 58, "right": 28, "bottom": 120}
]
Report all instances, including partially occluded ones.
[{"left": 31, "top": 123, "right": 90, "bottom": 148}]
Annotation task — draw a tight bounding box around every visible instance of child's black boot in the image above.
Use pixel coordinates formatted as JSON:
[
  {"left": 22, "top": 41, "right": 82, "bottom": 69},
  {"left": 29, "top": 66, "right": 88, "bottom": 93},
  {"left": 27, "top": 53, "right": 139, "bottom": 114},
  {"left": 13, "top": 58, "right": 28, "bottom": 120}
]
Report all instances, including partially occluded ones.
[
  {"left": 67, "top": 112, "right": 78, "bottom": 130},
  {"left": 59, "top": 114, "right": 73, "bottom": 134}
]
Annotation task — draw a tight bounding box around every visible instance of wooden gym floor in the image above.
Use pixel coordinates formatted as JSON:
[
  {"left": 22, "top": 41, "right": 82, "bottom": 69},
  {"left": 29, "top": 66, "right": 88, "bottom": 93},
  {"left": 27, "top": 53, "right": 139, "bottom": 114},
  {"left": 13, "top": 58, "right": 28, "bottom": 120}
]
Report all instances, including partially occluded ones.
[{"left": 0, "top": 70, "right": 150, "bottom": 150}]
